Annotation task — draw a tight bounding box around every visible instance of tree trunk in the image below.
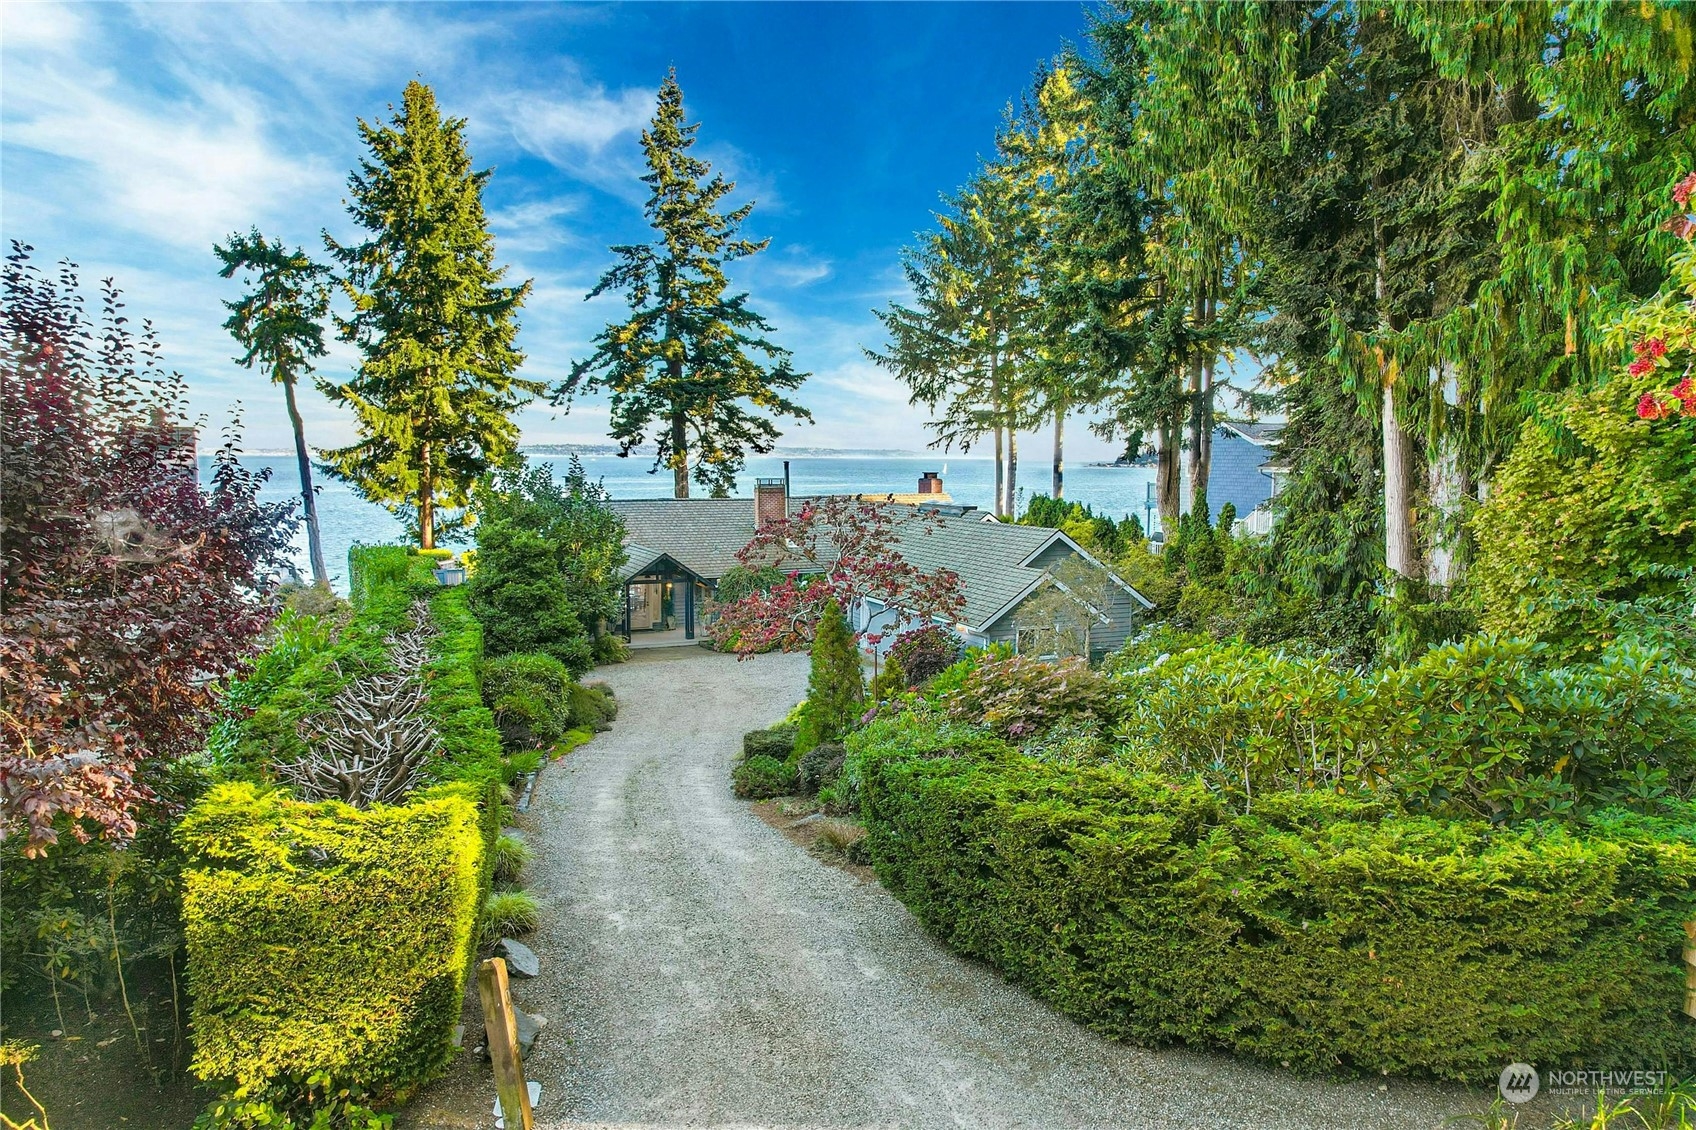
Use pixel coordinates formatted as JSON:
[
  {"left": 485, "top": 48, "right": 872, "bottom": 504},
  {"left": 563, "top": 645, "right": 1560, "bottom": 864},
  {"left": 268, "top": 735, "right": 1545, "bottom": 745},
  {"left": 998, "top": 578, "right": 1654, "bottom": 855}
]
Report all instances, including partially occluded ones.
[
  {"left": 993, "top": 426, "right": 1006, "bottom": 519},
  {"left": 1426, "top": 361, "right": 1462, "bottom": 590},
  {"left": 670, "top": 407, "right": 689, "bottom": 499},
  {"left": 1382, "top": 375, "right": 1417, "bottom": 581},
  {"left": 1183, "top": 354, "right": 1209, "bottom": 513},
  {"left": 419, "top": 441, "right": 435, "bottom": 551},
  {"left": 1006, "top": 428, "right": 1019, "bottom": 518},
  {"left": 1375, "top": 215, "right": 1417, "bottom": 583},
  {"left": 1155, "top": 412, "right": 1182, "bottom": 535},
  {"left": 1051, "top": 405, "right": 1064, "bottom": 500},
  {"left": 282, "top": 375, "right": 330, "bottom": 587},
  {"left": 1184, "top": 293, "right": 1216, "bottom": 513}
]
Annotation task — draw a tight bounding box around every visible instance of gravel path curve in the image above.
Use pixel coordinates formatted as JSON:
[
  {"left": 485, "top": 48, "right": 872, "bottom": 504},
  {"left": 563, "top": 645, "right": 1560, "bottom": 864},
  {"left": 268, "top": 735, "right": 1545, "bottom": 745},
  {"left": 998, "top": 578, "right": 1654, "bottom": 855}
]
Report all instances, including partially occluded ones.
[{"left": 478, "top": 648, "right": 1489, "bottom": 1130}]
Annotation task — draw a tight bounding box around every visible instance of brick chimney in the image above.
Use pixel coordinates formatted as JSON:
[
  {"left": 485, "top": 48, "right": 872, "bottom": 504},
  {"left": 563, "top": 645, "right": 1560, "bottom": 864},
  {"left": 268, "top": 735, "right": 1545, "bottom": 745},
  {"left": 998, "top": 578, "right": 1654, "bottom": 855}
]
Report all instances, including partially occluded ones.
[
  {"left": 755, "top": 478, "right": 787, "bottom": 528},
  {"left": 918, "top": 471, "right": 944, "bottom": 495}
]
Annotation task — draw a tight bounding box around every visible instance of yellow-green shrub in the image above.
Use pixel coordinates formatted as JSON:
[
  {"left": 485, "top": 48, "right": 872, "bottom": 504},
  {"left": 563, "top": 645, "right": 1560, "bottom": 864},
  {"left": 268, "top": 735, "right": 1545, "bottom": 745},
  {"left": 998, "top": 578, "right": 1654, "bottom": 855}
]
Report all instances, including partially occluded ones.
[{"left": 179, "top": 782, "right": 483, "bottom": 1102}]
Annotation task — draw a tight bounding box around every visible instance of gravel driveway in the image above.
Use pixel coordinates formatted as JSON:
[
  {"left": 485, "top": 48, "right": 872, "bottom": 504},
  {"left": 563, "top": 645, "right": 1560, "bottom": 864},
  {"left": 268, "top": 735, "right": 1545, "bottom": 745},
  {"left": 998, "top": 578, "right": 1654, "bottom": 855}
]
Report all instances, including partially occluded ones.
[{"left": 438, "top": 647, "right": 1493, "bottom": 1130}]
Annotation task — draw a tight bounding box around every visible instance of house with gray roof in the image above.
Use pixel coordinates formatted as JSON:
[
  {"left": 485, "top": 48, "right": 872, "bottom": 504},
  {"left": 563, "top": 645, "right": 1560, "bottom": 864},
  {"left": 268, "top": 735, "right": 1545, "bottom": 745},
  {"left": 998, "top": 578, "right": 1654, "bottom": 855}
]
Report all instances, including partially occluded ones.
[{"left": 606, "top": 474, "right": 1152, "bottom": 657}]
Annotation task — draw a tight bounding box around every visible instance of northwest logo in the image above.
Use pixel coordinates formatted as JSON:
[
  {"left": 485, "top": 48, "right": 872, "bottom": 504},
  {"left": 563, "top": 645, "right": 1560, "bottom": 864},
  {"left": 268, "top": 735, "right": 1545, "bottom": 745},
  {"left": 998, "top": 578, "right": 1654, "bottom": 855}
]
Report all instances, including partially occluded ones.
[{"left": 1499, "top": 1063, "right": 1540, "bottom": 1103}]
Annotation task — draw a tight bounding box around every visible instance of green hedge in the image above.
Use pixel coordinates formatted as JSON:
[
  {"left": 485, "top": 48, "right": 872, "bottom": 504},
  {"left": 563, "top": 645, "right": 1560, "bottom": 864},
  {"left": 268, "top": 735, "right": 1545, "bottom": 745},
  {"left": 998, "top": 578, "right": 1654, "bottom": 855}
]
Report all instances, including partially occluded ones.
[
  {"left": 179, "top": 782, "right": 483, "bottom": 1101},
  {"left": 858, "top": 726, "right": 1696, "bottom": 1081},
  {"left": 224, "top": 549, "right": 506, "bottom": 785},
  {"left": 416, "top": 573, "right": 504, "bottom": 787}
]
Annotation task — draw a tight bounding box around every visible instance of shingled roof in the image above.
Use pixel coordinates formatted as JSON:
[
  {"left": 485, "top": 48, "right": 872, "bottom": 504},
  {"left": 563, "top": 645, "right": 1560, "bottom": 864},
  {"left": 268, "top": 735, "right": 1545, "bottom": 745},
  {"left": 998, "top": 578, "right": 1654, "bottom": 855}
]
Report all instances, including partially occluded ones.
[
  {"left": 608, "top": 499, "right": 761, "bottom": 580},
  {"left": 608, "top": 495, "right": 1151, "bottom": 632}
]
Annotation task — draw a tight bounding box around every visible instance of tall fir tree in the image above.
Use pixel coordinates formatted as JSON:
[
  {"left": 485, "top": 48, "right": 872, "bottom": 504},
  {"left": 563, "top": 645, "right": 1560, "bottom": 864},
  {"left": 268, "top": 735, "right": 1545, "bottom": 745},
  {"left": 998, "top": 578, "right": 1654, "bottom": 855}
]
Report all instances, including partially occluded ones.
[
  {"left": 322, "top": 80, "right": 537, "bottom": 548},
  {"left": 558, "top": 70, "right": 810, "bottom": 498},
  {"left": 215, "top": 229, "right": 334, "bottom": 585}
]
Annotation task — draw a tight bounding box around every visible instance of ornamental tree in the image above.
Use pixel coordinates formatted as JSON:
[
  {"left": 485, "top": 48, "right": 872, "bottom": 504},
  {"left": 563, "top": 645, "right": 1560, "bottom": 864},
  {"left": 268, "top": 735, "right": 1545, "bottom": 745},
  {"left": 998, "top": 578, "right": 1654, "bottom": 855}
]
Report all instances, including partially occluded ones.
[
  {"left": 1, "top": 245, "right": 294, "bottom": 854},
  {"left": 798, "top": 600, "right": 864, "bottom": 751},
  {"left": 709, "top": 496, "right": 965, "bottom": 657}
]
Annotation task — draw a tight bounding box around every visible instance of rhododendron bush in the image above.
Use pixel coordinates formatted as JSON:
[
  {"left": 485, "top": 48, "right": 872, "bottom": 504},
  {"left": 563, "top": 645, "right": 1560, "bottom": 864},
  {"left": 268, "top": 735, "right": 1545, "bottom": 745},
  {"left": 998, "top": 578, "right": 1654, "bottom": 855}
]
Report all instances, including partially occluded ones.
[
  {"left": 709, "top": 496, "right": 964, "bottom": 656},
  {"left": 1, "top": 245, "right": 293, "bottom": 854}
]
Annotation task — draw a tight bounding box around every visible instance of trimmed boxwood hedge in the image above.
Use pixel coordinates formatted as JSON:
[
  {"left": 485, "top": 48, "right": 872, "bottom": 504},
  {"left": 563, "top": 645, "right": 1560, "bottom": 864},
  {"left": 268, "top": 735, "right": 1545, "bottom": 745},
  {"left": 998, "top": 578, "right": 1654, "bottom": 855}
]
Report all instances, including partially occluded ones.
[
  {"left": 179, "top": 782, "right": 483, "bottom": 1101},
  {"left": 858, "top": 726, "right": 1696, "bottom": 1081}
]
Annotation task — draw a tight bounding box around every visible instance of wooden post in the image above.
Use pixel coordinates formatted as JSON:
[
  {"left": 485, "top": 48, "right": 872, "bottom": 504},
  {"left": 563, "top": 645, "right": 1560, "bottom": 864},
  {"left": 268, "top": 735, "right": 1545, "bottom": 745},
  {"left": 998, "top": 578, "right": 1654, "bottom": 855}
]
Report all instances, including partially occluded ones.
[
  {"left": 1683, "top": 922, "right": 1696, "bottom": 1020},
  {"left": 478, "top": 957, "right": 534, "bottom": 1130}
]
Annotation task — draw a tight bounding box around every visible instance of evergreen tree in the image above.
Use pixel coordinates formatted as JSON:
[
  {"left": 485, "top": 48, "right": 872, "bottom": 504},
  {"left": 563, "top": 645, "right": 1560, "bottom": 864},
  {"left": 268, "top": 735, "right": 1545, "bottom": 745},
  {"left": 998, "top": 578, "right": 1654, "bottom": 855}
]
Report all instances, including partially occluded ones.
[
  {"left": 558, "top": 70, "right": 810, "bottom": 498},
  {"left": 215, "top": 229, "right": 334, "bottom": 585},
  {"left": 803, "top": 599, "right": 865, "bottom": 748},
  {"left": 468, "top": 521, "right": 593, "bottom": 677},
  {"left": 322, "top": 80, "right": 537, "bottom": 549},
  {"left": 999, "top": 66, "right": 1098, "bottom": 502},
  {"left": 869, "top": 169, "right": 1041, "bottom": 517}
]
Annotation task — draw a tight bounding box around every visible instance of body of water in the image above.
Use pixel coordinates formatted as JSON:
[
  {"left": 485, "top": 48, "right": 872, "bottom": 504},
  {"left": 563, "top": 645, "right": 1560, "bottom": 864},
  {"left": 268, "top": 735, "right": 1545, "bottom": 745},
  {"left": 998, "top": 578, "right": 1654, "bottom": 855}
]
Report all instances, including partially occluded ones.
[{"left": 209, "top": 452, "right": 1160, "bottom": 591}]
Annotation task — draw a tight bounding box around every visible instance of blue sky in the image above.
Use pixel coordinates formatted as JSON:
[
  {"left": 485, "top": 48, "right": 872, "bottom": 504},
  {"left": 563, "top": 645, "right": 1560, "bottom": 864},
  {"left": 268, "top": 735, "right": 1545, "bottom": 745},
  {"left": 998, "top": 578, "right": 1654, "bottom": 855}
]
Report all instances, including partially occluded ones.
[{"left": 2, "top": 1, "right": 1123, "bottom": 458}]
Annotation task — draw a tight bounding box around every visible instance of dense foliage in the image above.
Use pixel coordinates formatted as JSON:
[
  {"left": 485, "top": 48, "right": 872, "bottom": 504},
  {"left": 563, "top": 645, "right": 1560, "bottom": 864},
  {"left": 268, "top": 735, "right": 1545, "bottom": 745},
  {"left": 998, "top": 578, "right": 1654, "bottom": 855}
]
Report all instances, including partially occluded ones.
[
  {"left": 321, "top": 81, "right": 538, "bottom": 548},
  {"left": 555, "top": 70, "right": 811, "bottom": 497},
  {"left": 179, "top": 783, "right": 482, "bottom": 1102},
  {"left": 885, "top": 625, "right": 962, "bottom": 686},
  {"left": 873, "top": 2, "right": 1695, "bottom": 648},
  {"left": 1, "top": 247, "right": 293, "bottom": 855},
  {"left": 1472, "top": 190, "right": 1696, "bottom": 656},
  {"left": 1018, "top": 495, "right": 1137, "bottom": 557},
  {"left": 858, "top": 735, "right": 1696, "bottom": 1081},
  {"left": 1113, "top": 635, "right": 1695, "bottom": 822},
  {"left": 216, "top": 549, "right": 502, "bottom": 792},
  {"left": 469, "top": 457, "right": 628, "bottom": 674},
  {"left": 481, "top": 653, "right": 575, "bottom": 750}
]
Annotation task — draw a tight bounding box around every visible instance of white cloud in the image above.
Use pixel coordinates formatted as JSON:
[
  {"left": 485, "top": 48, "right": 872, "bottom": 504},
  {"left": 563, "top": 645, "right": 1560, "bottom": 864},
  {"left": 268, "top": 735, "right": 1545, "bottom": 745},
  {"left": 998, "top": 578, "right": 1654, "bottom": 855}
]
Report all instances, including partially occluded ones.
[
  {"left": 2, "top": 53, "right": 333, "bottom": 251},
  {"left": 753, "top": 244, "right": 833, "bottom": 288},
  {"left": 488, "top": 195, "right": 590, "bottom": 252},
  {"left": 483, "top": 74, "right": 654, "bottom": 199},
  {"left": 0, "top": 2, "right": 83, "bottom": 49}
]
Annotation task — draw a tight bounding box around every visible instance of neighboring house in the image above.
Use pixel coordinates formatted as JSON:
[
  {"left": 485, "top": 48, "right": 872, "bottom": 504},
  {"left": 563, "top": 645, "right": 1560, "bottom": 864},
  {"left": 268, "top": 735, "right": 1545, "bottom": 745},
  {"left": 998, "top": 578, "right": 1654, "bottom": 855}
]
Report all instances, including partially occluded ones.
[
  {"left": 1179, "top": 421, "right": 1285, "bottom": 534},
  {"left": 607, "top": 475, "right": 1152, "bottom": 657}
]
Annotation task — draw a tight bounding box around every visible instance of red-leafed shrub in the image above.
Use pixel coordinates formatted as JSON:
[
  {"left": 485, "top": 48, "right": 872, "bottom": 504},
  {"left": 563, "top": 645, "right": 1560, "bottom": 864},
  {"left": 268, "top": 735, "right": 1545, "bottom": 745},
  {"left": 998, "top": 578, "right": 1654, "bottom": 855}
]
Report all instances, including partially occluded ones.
[
  {"left": 1, "top": 245, "right": 293, "bottom": 854},
  {"left": 887, "top": 625, "right": 962, "bottom": 686}
]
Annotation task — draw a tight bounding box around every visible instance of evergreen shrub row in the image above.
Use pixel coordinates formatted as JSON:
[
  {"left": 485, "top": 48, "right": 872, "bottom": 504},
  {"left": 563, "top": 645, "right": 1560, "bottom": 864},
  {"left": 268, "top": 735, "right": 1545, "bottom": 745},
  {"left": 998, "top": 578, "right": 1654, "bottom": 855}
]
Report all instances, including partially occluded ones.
[
  {"left": 858, "top": 724, "right": 1696, "bottom": 1081},
  {"left": 179, "top": 782, "right": 483, "bottom": 1102}
]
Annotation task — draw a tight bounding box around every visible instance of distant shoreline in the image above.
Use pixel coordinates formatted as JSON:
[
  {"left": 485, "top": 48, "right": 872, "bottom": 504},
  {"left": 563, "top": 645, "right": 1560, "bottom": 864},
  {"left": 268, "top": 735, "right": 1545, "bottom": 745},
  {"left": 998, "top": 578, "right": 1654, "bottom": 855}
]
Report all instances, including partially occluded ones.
[{"left": 218, "top": 446, "right": 998, "bottom": 460}]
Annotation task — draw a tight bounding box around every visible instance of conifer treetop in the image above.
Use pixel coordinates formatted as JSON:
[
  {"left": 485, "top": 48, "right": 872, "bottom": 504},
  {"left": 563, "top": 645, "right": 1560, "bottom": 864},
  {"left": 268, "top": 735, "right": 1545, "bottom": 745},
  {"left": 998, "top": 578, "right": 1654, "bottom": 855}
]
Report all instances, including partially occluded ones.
[{"left": 559, "top": 69, "right": 811, "bottom": 498}]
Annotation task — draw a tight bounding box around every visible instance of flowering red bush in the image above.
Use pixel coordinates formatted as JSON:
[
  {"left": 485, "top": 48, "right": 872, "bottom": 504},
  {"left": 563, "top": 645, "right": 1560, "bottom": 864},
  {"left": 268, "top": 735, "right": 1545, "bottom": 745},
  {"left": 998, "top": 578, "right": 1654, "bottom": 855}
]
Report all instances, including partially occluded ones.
[
  {"left": 1, "top": 245, "right": 293, "bottom": 854},
  {"left": 709, "top": 496, "right": 964, "bottom": 656}
]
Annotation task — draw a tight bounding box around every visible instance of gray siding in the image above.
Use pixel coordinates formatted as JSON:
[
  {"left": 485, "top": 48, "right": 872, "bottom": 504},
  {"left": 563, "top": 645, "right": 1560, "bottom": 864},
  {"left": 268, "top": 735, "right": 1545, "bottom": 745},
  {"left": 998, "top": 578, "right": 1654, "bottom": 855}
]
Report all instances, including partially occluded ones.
[{"left": 1005, "top": 542, "right": 1140, "bottom": 659}]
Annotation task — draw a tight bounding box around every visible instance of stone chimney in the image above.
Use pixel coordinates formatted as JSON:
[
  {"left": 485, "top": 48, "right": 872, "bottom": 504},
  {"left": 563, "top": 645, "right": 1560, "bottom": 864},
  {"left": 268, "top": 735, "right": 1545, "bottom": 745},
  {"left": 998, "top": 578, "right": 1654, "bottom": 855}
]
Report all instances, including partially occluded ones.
[
  {"left": 918, "top": 471, "right": 944, "bottom": 496},
  {"left": 755, "top": 478, "right": 787, "bottom": 528}
]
